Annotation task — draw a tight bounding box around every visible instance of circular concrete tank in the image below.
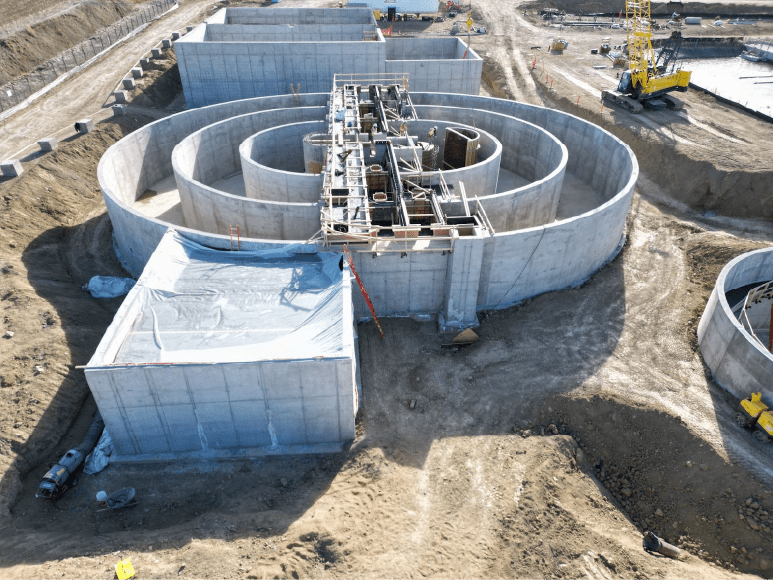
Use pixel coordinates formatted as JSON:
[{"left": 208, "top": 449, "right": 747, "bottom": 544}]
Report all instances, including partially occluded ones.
[
  {"left": 98, "top": 91, "right": 637, "bottom": 315},
  {"left": 698, "top": 248, "right": 773, "bottom": 403}
]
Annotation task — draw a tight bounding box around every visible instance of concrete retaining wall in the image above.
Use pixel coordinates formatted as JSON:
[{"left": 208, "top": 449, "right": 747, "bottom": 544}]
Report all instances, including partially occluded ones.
[
  {"left": 99, "top": 91, "right": 636, "bottom": 321},
  {"left": 205, "top": 23, "right": 377, "bottom": 42},
  {"left": 224, "top": 6, "right": 375, "bottom": 25},
  {"left": 241, "top": 121, "right": 324, "bottom": 203},
  {"left": 175, "top": 33, "right": 386, "bottom": 106},
  {"left": 385, "top": 38, "right": 481, "bottom": 95},
  {"left": 697, "top": 248, "right": 773, "bottom": 403}
]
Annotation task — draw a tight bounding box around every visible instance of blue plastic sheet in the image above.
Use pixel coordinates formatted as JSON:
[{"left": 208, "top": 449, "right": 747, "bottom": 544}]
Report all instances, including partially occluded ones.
[{"left": 84, "top": 276, "right": 136, "bottom": 298}]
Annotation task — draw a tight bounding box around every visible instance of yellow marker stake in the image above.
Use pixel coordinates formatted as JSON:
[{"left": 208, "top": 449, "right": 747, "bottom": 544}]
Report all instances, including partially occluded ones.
[
  {"left": 466, "top": 16, "right": 473, "bottom": 30},
  {"left": 115, "top": 558, "right": 136, "bottom": 580}
]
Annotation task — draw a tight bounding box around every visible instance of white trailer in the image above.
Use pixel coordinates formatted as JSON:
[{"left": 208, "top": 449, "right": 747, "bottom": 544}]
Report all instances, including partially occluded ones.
[{"left": 365, "top": 0, "right": 439, "bottom": 16}]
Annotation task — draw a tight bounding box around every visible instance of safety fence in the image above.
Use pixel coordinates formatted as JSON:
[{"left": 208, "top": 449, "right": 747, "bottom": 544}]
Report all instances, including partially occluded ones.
[{"left": 0, "top": 0, "right": 175, "bottom": 112}]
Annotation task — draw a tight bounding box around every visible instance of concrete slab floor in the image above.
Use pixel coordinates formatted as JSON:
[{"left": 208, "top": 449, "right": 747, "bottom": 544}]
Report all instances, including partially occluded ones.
[
  {"left": 555, "top": 171, "right": 605, "bottom": 221},
  {"left": 135, "top": 174, "right": 185, "bottom": 224},
  {"left": 495, "top": 168, "right": 529, "bottom": 193},
  {"left": 210, "top": 171, "right": 247, "bottom": 197}
]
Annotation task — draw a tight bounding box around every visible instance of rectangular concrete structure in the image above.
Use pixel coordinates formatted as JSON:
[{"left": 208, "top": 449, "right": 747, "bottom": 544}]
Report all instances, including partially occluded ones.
[
  {"left": 162, "top": 39, "right": 172, "bottom": 48},
  {"left": 85, "top": 230, "right": 357, "bottom": 457},
  {"left": 151, "top": 48, "right": 163, "bottom": 58},
  {"left": 171, "top": 31, "right": 181, "bottom": 40},
  {"left": 175, "top": 7, "right": 481, "bottom": 108},
  {"left": 131, "top": 67, "right": 143, "bottom": 79},
  {"left": 140, "top": 58, "right": 149, "bottom": 67},
  {"left": 122, "top": 78, "right": 136, "bottom": 90},
  {"left": 114, "top": 90, "right": 127, "bottom": 103},
  {"left": 1, "top": 159, "right": 23, "bottom": 177},
  {"left": 37, "top": 137, "right": 58, "bottom": 152},
  {"left": 112, "top": 104, "right": 127, "bottom": 116}
]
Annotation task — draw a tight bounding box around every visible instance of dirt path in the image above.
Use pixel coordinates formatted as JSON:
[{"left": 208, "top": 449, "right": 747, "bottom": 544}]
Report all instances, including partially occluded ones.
[{"left": 0, "top": 0, "right": 211, "bottom": 161}]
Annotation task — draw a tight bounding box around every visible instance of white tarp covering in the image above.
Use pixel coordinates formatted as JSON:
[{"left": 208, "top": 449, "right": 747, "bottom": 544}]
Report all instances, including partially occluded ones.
[
  {"left": 83, "top": 429, "right": 114, "bottom": 475},
  {"left": 89, "top": 230, "right": 346, "bottom": 365}
]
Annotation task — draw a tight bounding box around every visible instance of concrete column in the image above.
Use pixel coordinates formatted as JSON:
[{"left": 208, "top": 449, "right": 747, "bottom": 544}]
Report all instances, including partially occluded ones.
[
  {"left": 440, "top": 229, "right": 485, "bottom": 332},
  {"left": 171, "top": 31, "right": 181, "bottom": 40},
  {"left": 112, "top": 104, "right": 127, "bottom": 116},
  {"left": 131, "top": 67, "right": 143, "bottom": 79},
  {"left": 114, "top": 90, "right": 127, "bottom": 103},
  {"left": 162, "top": 39, "right": 172, "bottom": 48},
  {"left": 122, "top": 78, "right": 136, "bottom": 90},
  {"left": 140, "top": 58, "right": 149, "bottom": 67},
  {"left": 151, "top": 48, "right": 162, "bottom": 58}
]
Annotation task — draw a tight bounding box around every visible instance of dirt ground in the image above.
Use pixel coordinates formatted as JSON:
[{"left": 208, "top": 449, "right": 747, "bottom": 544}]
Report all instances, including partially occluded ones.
[{"left": 1, "top": 0, "right": 773, "bottom": 578}]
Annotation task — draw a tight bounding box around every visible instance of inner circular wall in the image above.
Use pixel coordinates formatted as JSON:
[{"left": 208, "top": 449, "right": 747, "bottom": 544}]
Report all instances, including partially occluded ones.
[
  {"left": 240, "top": 121, "right": 326, "bottom": 203},
  {"left": 402, "top": 119, "right": 502, "bottom": 198},
  {"left": 172, "top": 109, "right": 325, "bottom": 240}
]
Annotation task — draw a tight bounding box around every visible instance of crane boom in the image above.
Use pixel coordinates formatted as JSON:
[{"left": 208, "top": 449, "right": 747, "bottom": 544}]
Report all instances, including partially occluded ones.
[{"left": 626, "top": 0, "right": 658, "bottom": 90}]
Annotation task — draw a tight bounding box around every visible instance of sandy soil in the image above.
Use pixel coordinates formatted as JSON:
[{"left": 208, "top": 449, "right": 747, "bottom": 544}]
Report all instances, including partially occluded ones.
[
  {"left": 0, "top": 0, "right": 153, "bottom": 86},
  {"left": 1, "top": 0, "right": 773, "bottom": 578}
]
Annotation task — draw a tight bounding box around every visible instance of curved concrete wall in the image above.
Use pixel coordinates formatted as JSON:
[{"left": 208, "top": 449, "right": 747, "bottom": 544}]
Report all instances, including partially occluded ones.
[
  {"left": 240, "top": 121, "right": 325, "bottom": 203},
  {"left": 99, "top": 91, "right": 636, "bottom": 321},
  {"left": 697, "top": 248, "right": 773, "bottom": 403},
  {"left": 172, "top": 109, "right": 325, "bottom": 241},
  {"left": 412, "top": 94, "right": 632, "bottom": 203},
  {"left": 414, "top": 105, "right": 567, "bottom": 231},
  {"left": 98, "top": 94, "right": 328, "bottom": 276},
  {"left": 403, "top": 119, "right": 501, "bottom": 198}
]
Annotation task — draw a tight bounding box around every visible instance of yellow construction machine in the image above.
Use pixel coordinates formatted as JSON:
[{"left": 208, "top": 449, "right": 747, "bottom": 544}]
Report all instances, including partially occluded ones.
[
  {"left": 736, "top": 393, "right": 773, "bottom": 443},
  {"left": 602, "top": 0, "right": 690, "bottom": 113}
]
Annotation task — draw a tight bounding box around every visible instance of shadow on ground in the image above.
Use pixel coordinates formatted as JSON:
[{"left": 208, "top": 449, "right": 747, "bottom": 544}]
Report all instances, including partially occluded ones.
[{"left": 358, "top": 248, "right": 626, "bottom": 469}]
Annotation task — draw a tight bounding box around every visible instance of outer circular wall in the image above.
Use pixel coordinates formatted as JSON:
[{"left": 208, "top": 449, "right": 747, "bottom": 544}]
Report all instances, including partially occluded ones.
[
  {"left": 697, "top": 248, "right": 773, "bottom": 402},
  {"left": 98, "top": 91, "right": 637, "bottom": 318}
]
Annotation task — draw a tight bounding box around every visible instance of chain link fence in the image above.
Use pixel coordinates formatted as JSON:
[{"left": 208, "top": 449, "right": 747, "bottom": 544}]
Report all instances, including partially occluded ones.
[{"left": 0, "top": 0, "right": 176, "bottom": 112}]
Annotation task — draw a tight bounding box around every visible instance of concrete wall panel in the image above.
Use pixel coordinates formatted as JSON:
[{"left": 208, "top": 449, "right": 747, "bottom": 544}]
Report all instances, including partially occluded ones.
[{"left": 86, "top": 357, "right": 355, "bottom": 457}]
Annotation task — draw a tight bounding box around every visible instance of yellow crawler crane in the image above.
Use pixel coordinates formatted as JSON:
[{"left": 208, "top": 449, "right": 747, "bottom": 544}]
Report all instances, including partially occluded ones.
[
  {"left": 602, "top": 0, "right": 691, "bottom": 113},
  {"left": 736, "top": 392, "right": 773, "bottom": 443}
]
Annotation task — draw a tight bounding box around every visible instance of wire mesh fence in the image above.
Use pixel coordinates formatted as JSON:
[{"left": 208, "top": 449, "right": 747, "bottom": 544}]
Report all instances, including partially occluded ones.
[{"left": 0, "top": 0, "right": 175, "bottom": 112}]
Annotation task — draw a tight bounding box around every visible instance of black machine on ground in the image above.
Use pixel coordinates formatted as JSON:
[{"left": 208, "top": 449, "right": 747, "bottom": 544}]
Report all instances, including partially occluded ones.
[{"left": 36, "top": 412, "right": 104, "bottom": 499}]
